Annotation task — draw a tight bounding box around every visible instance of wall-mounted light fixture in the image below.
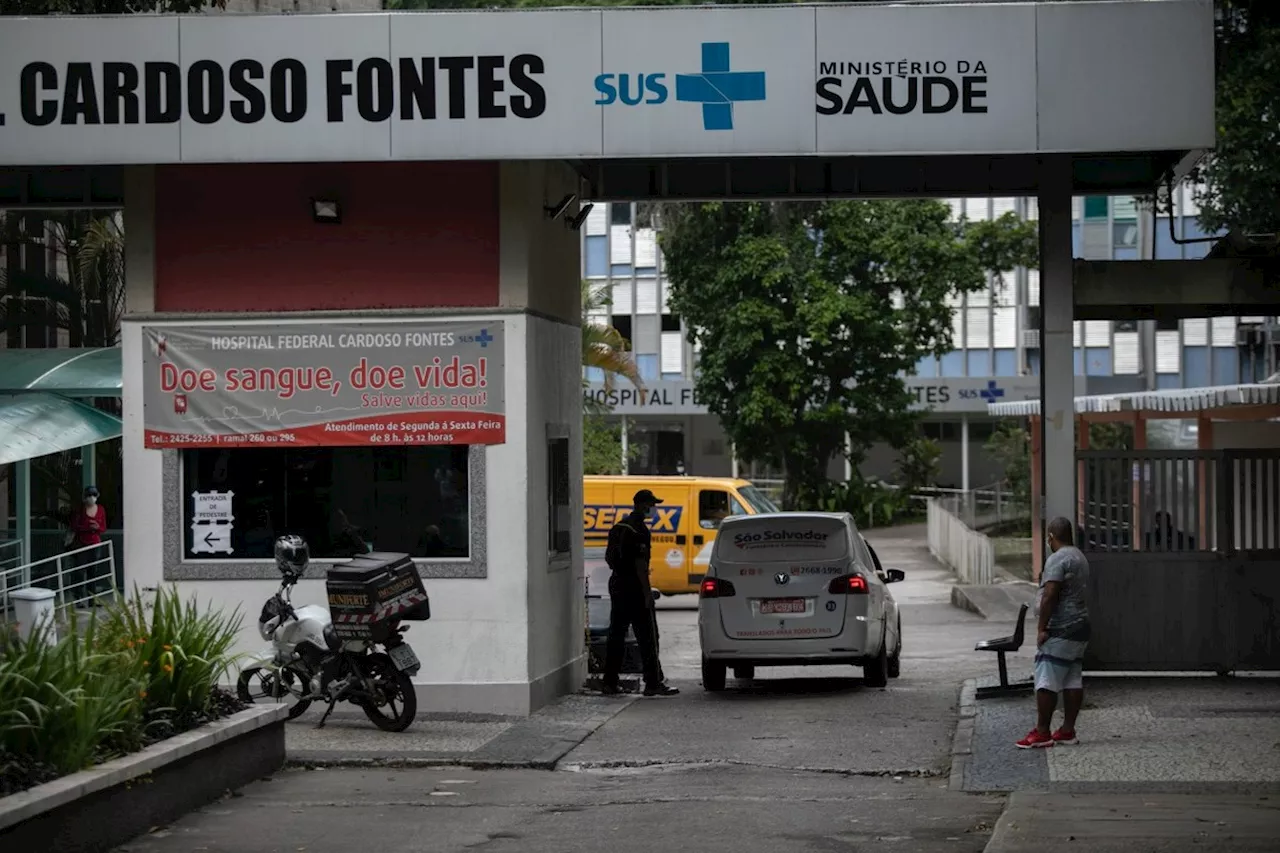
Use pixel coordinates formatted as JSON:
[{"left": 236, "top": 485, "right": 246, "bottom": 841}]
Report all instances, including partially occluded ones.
[
  {"left": 543, "top": 193, "right": 577, "bottom": 221},
  {"left": 566, "top": 202, "right": 594, "bottom": 232},
  {"left": 311, "top": 198, "right": 342, "bottom": 224}
]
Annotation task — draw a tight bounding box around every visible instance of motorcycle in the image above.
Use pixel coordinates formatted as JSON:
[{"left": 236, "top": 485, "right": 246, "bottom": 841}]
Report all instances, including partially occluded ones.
[{"left": 236, "top": 570, "right": 421, "bottom": 732}]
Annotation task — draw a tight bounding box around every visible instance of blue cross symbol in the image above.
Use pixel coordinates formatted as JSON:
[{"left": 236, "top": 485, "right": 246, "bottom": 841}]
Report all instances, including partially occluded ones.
[
  {"left": 980, "top": 380, "right": 1005, "bottom": 402},
  {"left": 675, "top": 42, "right": 766, "bottom": 131},
  {"left": 475, "top": 329, "right": 493, "bottom": 348}
]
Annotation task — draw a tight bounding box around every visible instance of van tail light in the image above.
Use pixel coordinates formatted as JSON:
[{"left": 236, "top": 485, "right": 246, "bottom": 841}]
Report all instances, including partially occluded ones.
[
  {"left": 828, "top": 574, "right": 868, "bottom": 594},
  {"left": 700, "top": 577, "right": 737, "bottom": 599}
]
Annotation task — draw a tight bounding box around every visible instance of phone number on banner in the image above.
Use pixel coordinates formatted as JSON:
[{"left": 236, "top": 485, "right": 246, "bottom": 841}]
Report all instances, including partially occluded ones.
[{"left": 148, "top": 433, "right": 298, "bottom": 446}]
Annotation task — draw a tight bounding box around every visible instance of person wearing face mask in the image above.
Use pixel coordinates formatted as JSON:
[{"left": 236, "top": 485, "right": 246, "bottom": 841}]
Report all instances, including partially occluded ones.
[
  {"left": 68, "top": 486, "right": 108, "bottom": 598},
  {"left": 601, "top": 489, "right": 678, "bottom": 697}
]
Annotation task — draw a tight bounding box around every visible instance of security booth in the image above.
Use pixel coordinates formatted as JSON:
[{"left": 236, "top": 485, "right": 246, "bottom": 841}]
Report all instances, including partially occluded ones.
[
  {"left": 0, "top": 0, "right": 1216, "bottom": 713},
  {"left": 0, "top": 347, "right": 123, "bottom": 610}
]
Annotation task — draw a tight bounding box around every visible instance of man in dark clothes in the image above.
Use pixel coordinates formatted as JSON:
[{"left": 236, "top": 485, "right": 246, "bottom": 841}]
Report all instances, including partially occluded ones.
[{"left": 602, "top": 489, "right": 679, "bottom": 697}]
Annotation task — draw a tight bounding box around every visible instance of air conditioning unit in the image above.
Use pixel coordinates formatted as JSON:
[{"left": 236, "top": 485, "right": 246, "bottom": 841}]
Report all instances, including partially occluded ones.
[{"left": 1022, "top": 329, "right": 1041, "bottom": 349}]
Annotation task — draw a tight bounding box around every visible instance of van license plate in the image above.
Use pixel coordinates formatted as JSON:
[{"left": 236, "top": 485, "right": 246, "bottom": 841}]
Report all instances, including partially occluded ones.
[
  {"left": 388, "top": 644, "right": 420, "bottom": 672},
  {"left": 760, "top": 598, "right": 805, "bottom": 615}
]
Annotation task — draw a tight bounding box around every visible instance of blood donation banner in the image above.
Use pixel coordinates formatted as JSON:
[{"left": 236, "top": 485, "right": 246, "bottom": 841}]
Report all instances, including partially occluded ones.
[{"left": 141, "top": 321, "right": 505, "bottom": 448}]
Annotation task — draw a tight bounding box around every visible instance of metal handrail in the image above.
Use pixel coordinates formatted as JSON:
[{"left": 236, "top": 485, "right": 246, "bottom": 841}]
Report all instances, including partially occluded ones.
[
  {"left": 926, "top": 497, "right": 995, "bottom": 585},
  {"left": 0, "top": 539, "right": 22, "bottom": 575},
  {"left": 0, "top": 540, "right": 117, "bottom": 620}
]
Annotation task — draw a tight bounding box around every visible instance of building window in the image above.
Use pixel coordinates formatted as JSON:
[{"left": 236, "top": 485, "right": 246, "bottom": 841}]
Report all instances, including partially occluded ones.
[
  {"left": 921, "top": 422, "right": 958, "bottom": 441},
  {"left": 548, "top": 437, "right": 571, "bottom": 555},
  {"left": 698, "top": 489, "right": 747, "bottom": 530},
  {"left": 610, "top": 203, "right": 632, "bottom": 226},
  {"left": 635, "top": 354, "right": 660, "bottom": 382},
  {"left": 585, "top": 235, "right": 607, "bottom": 277},
  {"left": 181, "top": 446, "right": 469, "bottom": 561}
]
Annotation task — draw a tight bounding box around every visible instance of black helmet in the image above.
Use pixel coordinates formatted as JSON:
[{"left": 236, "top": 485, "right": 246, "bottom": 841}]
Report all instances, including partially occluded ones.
[{"left": 273, "top": 535, "right": 310, "bottom": 577}]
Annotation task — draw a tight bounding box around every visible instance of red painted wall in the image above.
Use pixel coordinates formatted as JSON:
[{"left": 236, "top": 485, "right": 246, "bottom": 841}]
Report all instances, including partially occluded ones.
[{"left": 154, "top": 162, "right": 500, "bottom": 312}]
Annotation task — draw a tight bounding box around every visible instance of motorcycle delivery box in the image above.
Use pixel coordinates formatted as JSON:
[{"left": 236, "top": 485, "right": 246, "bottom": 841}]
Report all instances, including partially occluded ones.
[{"left": 325, "top": 552, "right": 431, "bottom": 642}]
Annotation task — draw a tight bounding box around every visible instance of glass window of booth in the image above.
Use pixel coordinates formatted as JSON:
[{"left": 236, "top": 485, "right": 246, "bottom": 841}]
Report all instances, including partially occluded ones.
[{"left": 181, "top": 446, "right": 469, "bottom": 561}]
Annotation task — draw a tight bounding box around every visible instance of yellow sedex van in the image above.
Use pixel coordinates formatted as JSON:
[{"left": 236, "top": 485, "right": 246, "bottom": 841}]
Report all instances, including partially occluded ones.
[{"left": 583, "top": 476, "right": 781, "bottom": 595}]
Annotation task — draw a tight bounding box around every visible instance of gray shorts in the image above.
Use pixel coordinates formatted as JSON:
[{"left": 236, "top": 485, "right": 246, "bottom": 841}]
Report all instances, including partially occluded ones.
[{"left": 1034, "top": 636, "right": 1087, "bottom": 693}]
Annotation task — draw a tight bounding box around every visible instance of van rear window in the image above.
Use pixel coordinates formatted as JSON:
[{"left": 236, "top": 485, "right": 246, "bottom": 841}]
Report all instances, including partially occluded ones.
[{"left": 715, "top": 518, "right": 848, "bottom": 561}]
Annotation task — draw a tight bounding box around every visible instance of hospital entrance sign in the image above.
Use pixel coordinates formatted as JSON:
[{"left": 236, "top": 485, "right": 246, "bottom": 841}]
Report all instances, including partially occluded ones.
[{"left": 0, "top": 2, "right": 1212, "bottom": 165}]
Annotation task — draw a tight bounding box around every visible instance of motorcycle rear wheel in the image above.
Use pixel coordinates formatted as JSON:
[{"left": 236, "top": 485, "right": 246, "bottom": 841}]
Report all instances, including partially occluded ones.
[
  {"left": 359, "top": 652, "right": 417, "bottom": 732},
  {"left": 237, "top": 664, "right": 312, "bottom": 721}
]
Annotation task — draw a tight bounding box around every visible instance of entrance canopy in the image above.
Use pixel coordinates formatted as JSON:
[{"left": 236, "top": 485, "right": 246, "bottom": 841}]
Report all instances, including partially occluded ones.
[
  {"left": 0, "top": 1, "right": 1214, "bottom": 200},
  {"left": 0, "top": 348, "right": 123, "bottom": 464},
  {"left": 0, "top": 392, "right": 121, "bottom": 466}
]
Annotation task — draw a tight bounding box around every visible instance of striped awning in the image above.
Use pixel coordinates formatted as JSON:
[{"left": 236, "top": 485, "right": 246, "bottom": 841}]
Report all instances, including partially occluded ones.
[{"left": 988, "top": 379, "right": 1280, "bottom": 418}]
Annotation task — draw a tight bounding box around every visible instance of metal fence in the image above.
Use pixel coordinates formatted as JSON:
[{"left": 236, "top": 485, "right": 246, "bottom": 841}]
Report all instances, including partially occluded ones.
[
  {"left": 1079, "top": 448, "right": 1280, "bottom": 554},
  {"left": 0, "top": 540, "right": 118, "bottom": 625},
  {"left": 926, "top": 497, "right": 995, "bottom": 585}
]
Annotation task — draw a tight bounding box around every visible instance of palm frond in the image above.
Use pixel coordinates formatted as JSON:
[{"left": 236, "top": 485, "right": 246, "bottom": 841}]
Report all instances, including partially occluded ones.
[
  {"left": 0, "top": 212, "right": 125, "bottom": 347},
  {"left": 580, "top": 279, "right": 642, "bottom": 392}
]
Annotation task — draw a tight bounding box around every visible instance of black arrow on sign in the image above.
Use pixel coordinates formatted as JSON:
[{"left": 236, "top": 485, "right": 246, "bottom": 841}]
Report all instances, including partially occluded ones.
[{"left": 203, "top": 531, "right": 218, "bottom": 546}]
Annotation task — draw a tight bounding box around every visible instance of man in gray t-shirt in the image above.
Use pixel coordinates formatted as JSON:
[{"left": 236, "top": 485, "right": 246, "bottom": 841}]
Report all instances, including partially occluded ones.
[{"left": 1016, "top": 516, "right": 1091, "bottom": 750}]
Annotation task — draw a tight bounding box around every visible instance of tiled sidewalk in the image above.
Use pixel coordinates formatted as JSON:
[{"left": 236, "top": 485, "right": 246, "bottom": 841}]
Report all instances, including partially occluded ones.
[
  {"left": 956, "top": 674, "right": 1280, "bottom": 793},
  {"left": 284, "top": 690, "right": 638, "bottom": 768}
]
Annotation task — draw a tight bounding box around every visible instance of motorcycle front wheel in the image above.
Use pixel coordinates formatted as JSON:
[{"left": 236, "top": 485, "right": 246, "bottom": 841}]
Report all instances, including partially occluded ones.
[
  {"left": 359, "top": 652, "right": 417, "bottom": 732},
  {"left": 237, "top": 664, "right": 312, "bottom": 721}
]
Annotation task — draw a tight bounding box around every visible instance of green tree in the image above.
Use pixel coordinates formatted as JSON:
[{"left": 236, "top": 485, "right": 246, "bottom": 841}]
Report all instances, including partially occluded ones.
[
  {"left": 0, "top": 0, "right": 219, "bottom": 12},
  {"left": 1193, "top": 1, "right": 1280, "bottom": 236},
  {"left": 581, "top": 279, "right": 641, "bottom": 416},
  {"left": 985, "top": 420, "right": 1032, "bottom": 507},
  {"left": 895, "top": 436, "right": 942, "bottom": 496},
  {"left": 583, "top": 416, "right": 639, "bottom": 475},
  {"left": 580, "top": 280, "right": 641, "bottom": 473},
  {"left": 661, "top": 200, "right": 1037, "bottom": 508}
]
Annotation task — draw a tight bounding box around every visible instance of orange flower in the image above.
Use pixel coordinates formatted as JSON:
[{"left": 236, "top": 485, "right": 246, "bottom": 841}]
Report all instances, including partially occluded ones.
[
  {"left": 162, "top": 644, "right": 172, "bottom": 652},
  {"left": 139, "top": 690, "right": 148, "bottom": 699},
  {"left": 162, "top": 664, "right": 174, "bottom": 674}
]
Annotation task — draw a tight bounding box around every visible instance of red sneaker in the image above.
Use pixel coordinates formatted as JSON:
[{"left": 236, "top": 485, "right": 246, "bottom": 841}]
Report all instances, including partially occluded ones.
[
  {"left": 1016, "top": 729, "right": 1055, "bottom": 749},
  {"left": 1051, "top": 728, "right": 1079, "bottom": 745}
]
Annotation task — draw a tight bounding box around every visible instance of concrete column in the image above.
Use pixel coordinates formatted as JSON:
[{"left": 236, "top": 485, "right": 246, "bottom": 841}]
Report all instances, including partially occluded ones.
[
  {"left": 620, "top": 415, "right": 630, "bottom": 475},
  {"left": 81, "top": 444, "right": 96, "bottom": 492},
  {"left": 1038, "top": 168, "right": 1077, "bottom": 530},
  {"left": 730, "top": 442, "right": 739, "bottom": 480},
  {"left": 960, "top": 415, "right": 970, "bottom": 493},
  {"left": 122, "top": 166, "right": 156, "bottom": 314},
  {"left": 15, "top": 459, "right": 31, "bottom": 586},
  {"left": 1030, "top": 415, "right": 1043, "bottom": 580}
]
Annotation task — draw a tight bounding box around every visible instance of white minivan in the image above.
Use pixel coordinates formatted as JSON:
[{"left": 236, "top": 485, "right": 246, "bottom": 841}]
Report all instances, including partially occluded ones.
[{"left": 697, "top": 511, "right": 904, "bottom": 691}]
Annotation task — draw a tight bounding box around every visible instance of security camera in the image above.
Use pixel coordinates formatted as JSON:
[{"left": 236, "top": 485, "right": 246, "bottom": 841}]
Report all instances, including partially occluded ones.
[
  {"left": 567, "top": 203, "right": 594, "bottom": 232},
  {"left": 544, "top": 194, "right": 577, "bottom": 221}
]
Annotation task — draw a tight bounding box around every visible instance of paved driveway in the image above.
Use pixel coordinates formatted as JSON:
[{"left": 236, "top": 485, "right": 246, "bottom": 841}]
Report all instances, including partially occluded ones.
[
  {"left": 564, "top": 525, "right": 1030, "bottom": 775},
  {"left": 115, "top": 525, "right": 1019, "bottom": 853}
]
